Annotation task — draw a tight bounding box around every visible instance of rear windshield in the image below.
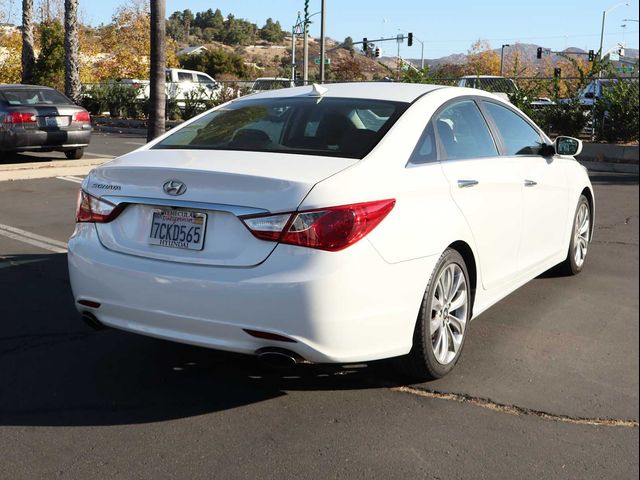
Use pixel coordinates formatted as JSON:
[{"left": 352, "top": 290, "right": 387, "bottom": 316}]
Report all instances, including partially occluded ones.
[
  {"left": 153, "top": 97, "right": 409, "bottom": 159},
  {"left": 0, "top": 88, "right": 73, "bottom": 106}
]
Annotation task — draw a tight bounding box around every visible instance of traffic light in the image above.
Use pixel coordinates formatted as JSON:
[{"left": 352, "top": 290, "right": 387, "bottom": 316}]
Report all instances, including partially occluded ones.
[
  {"left": 375, "top": 47, "right": 380, "bottom": 58},
  {"left": 554, "top": 67, "right": 561, "bottom": 78},
  {"left": 304, "top": 0, "right": 309, "bottom": 23},
  {"left": 363, "top": 38, "right": 368, "bottom": 54},
  {"left": 588, "top": 49, "right": 595, "bottom": 62},
  {"left": 536, "top": 47, "right": 543, "bottom": 59},
  {"left": 407, "top": 32, "right": 413, "bottom": 47}
]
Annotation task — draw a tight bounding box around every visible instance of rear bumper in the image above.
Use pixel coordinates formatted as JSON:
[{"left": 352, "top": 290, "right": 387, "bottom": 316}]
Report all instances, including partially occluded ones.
[
  {"left": 0, "top": 127, "right": 91, "bottom": 151},
  {"left": 67, "top": 223, "right": 437, "bottom": 363}
]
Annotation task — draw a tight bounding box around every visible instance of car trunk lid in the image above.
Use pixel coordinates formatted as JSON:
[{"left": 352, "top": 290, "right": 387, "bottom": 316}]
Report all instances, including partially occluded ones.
[{"left": 87, "top": 149, "right": 356, "bottom": 267}]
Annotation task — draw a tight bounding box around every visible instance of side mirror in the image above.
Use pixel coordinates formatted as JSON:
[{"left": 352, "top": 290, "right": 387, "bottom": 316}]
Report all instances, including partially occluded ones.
[{"left": 555, "top": 136, "right": 582, "bottom": 156}]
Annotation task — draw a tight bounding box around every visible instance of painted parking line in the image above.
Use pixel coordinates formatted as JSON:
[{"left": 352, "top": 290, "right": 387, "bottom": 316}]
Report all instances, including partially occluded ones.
[
  {"left": 57, "top": 175, "right": 84, "bottom": 184},
  {"left": 0, "top": 223, "right": 67, "bottom": 253},
  {"left": 84, "top": 152, "right": 116, "bottom": 159}
]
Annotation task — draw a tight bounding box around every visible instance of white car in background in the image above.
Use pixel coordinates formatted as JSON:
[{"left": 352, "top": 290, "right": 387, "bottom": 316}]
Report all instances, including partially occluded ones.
[{"left": 68, "top": 83, "right": 594, "bottom": 379}]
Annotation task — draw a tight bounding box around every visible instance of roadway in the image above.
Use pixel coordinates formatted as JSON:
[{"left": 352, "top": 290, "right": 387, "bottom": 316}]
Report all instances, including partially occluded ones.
[{"left": 0, "top": 133, "right": 637, "bottom": 479}]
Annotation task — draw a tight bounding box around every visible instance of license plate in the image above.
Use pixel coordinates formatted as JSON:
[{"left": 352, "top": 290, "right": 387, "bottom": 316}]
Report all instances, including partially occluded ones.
[
  {"left": 45, "top": 116, "right": 69, "bottom": 127},
  {"left": 149, "top": 209, "right": 207, "bottom": 251}
]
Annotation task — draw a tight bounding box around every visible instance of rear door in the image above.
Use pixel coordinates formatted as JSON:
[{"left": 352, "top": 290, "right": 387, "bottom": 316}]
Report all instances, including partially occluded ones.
[
  {"left": 480, "top": 100, "right": 568, "bottom": 271},
  {"left": 436, "top": 98, "right": 524, "bottom": 290}
]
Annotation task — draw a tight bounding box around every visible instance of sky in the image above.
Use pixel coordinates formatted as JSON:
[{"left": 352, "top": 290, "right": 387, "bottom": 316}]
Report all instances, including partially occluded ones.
[{"left": 3, "top": 0, "right": 639, "bottom": 58}]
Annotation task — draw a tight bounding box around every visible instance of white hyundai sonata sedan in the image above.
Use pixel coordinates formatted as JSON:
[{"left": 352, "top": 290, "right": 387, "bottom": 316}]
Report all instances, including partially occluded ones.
[{"left": 68, "top": 83, "right": 594, "bottom": 379}]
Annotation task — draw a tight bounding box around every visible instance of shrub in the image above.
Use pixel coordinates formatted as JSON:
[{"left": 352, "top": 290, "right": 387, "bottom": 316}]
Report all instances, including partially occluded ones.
[{"left": 594, "top": 80, "right": 639, "bottom": 143}]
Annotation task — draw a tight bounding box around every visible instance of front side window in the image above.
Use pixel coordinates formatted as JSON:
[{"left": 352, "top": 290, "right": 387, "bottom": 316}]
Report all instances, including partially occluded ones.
[
  {"left": 434, "top": 100, "right": 498, "bottom": 160},
  {"left": 483, "top": 101, "right": 544, "bottom": 155},
  {"left": 153, "top": 97, "right": 409, "bottom": 159}
]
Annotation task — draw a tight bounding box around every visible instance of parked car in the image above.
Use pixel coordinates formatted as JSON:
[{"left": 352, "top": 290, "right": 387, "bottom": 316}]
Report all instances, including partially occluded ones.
[
  {"left": 68, "top": 83, "right": 594, "bottom": 379},
  {"left": 457, "top": 75, "right": 518, "bottom": 100},
  {"left": 0, "top": 84, "right": 91, "bottom": 159},
  {"left": 250, "top": 77, "right": 294, "bottom": 92}
]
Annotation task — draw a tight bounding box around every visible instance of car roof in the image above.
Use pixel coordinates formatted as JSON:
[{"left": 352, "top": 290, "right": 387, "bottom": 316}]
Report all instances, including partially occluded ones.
[
  {"left": 246, "top": 82, "right": 445, "bottom": 103},
  {"left": 0, "top": 84, "right": 57, "bottom": 90}
]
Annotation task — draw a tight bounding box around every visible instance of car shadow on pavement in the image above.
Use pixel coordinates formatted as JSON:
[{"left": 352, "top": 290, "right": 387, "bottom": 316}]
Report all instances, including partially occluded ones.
[
  {"left": 0, "top": 254, "right": 402, "bottom": 427},
  {"left": 588, "top": 172, "right": 639, "bottom": 185},
  {"left": 0, "top": 152, "right": 65, "bottom": 164}
]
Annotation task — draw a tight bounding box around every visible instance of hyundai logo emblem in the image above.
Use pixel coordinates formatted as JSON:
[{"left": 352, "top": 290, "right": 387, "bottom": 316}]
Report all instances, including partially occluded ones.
[{"left": 163, "top": 179, "right": 187, "bottom": 196}]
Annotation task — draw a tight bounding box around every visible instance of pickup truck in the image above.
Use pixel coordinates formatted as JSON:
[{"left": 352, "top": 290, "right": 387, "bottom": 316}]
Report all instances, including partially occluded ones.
[{"left": 112, "top": 68, "right": 221, "bottom": 105}]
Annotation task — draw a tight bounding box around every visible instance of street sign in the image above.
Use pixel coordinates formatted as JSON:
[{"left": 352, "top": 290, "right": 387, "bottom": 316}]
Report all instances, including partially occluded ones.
[
  {"left": 609, "top": 52, "right": 620, "bottom": 61},
  {"left": 314, "top": 57, "right": 331, "bottom": 65},
  {"left": 396, "top": 34, "right": 404, "bottom": 44},
  {"left": 617, "top": 66, "right": 634, "bottom": 73}
]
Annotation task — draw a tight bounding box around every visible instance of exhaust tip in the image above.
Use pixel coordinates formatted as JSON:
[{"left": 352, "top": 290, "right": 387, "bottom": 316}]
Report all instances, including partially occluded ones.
[
  {"left": 255, "top": 347, "right": 306, "bottom": 368},
  {"left": 81, "top": 311, "right": 107, "bottom": 331}
]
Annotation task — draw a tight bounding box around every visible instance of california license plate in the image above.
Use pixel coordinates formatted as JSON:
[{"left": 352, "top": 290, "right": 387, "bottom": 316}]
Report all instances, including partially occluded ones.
[
  {"left": 45, "top": 116, "right": 69, "bottom": 127},
  {"left": 149, "top": 209, "right": 207, "bottom": 251}
]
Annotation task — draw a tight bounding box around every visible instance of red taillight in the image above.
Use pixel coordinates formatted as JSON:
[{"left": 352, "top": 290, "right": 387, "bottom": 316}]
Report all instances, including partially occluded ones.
[
  {"left": 4, "top": 111, "right": 37, "bottom": 124},
  {"left": 242, "top": 199, "right": 395, "bottom": 252},
  {"left": 76, "top": 190, "right": 121, "bottom": 223},
  {"left": 72, "top": 110, "right": 90, "bottom": 123}
]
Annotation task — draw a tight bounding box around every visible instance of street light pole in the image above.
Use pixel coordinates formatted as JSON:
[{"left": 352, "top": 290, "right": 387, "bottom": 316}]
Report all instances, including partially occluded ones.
[
  {"left": 500, "top": 44, "right": 510, "bottom": 76},
  {"left": 599, "top": 2, "right": 629, "bottom": 58},
  {"left": 319, "top": 0, "right": 326, "bottom": 83}
]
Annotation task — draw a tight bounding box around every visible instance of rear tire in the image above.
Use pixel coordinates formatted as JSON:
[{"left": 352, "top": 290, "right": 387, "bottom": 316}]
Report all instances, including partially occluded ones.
[
  {"left": 64, "top": 148, "right": 84, "bottom": 160},
  {"left": 401, "top": 248, "right": 471, "bottom": 381},
  {"left": 558, "top": 195, "right": 591, "bottom": 276}
]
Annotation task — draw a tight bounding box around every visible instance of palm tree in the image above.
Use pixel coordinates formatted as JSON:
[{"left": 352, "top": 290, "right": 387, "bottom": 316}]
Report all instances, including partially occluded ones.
[
  {"left": 64, "top": 0, "right": 81, "bottom": 103},
  {"left": 148, "top": 0, "right": 166, "bottom": 141},
  {"left": 21, "top": 0, "right": 35, "bottom": 84}
]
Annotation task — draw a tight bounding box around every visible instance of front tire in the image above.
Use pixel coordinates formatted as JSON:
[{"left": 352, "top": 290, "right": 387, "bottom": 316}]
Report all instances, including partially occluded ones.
[
  {"left": 64, "top": 147, "right": 84, "bottom": 160},
  {"left": 401, "top": 248, "right": 471, "bottom": 380},
  {"left": 559, "top": 195, "right": 591, "bottom": 275}
]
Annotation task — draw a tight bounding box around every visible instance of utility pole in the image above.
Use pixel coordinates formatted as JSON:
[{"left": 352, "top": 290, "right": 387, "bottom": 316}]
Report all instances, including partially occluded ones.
[
  {"left": 303, "top": 1, "right": 309, "bottom": 84},
  {"left": 291, "top": 25, "right": 296, "bottom": 84},
  {"left": 319, "top": 0, "right": 326, "bottom": 83}
]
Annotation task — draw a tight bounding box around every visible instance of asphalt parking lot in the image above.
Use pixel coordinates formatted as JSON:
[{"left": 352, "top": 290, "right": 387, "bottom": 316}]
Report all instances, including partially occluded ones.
[{"left": 0, "top": 138, "right": 638, "bottom": 479}]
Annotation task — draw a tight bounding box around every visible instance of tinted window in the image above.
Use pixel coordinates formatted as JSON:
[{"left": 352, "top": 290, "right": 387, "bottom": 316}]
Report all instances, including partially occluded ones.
[
  {"left": 434, "top": 100, "right": 497, "bottom": 160},
  {"left": 197, "top": 74, "right": 212, "bottom": 84},
  {"left": 483, "top": 102, "right": 544, "bottom": 155},
  {"left": 409, "top": 122, "right": 437, "bottom": 164},
  {"left": 153, "top": 97, "right": 409, "bottom": 159},
  {"left": 177, "top": 72, "right": 194, "bottom": 82},
  {"left": 0, "top": 88, "right": 73, "bottom": 106}
]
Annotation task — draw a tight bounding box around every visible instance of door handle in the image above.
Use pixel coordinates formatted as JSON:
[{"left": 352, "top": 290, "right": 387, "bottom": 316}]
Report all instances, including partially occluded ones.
[
  {"left": 524, "top": 179, "right": 538, "bottom": 187},
  {"left": 457, "top": 180, "right": 479, "bottom": 188}
]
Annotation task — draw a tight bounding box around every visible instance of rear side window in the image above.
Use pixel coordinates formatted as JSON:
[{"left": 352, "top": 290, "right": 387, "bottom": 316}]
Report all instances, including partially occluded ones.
[
  {"left": 0, "top": 88, "right": 73, "bottom": 106},
  {"left": 482, "top": 102, "right": 544, "bottom": 155},
  {"left": 177, "top": 72, "right": 194, "bottom": 82},
  {"left": 408, "top": 122, "right": 437, "bottom": 165},
  {"left": 434, "top": 100, "right": 498, "bottom": 160},
  {"left": 153, "top": 97, "right": 409, "bottom": 159}
]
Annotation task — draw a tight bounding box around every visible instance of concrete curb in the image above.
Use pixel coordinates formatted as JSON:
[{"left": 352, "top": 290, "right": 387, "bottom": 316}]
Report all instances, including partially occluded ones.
[
  {"left": 0, "top": 158, "right": 108, "bottom": 182},
  {"left": 579, "top": 160, "right": 639, "bottom": 174}
]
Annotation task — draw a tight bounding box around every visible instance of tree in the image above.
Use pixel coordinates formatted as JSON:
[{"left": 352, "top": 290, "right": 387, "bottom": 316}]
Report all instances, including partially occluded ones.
[
  {"left": 148, "top": 0, "right": 166, "bottom": 141},
  {"left": 332, "top": 56, "right": 366, "bottom": 81},
  {"left": 260, "top": 18, "right": 285, "bottom": 43},
  {"left": 341, "top": 36, "right": 354, "bottom": 51},
  {"left": 466, "top": 39, "right": 500, "bottom": 76},
  {"left": 34, "top": 20, "right": 65, "bottom": 90},
  {"left": 179, "top": 49, "right": 251, "bottom": 79},
  {"left": 21, "top": 0, "right": 35, "bottom": 83},
  {"left": 64, "top": 0, "right": 80, "bottom": 103},
  {"left": 0, "top": 28, "right": 22, "bottom": 83}
]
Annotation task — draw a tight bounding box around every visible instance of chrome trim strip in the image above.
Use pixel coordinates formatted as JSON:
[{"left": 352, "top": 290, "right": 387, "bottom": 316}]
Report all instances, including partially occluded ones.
[{"left": 102, "top": 195, "right": 269, "bottom": 217}]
